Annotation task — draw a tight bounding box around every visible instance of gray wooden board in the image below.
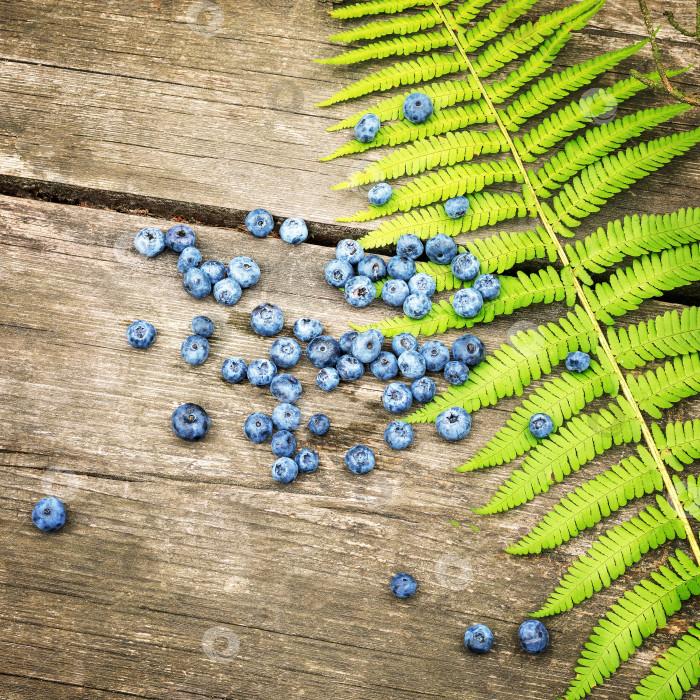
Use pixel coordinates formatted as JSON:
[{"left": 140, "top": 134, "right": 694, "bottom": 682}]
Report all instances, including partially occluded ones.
[{"left": 1, "top": 194, "right": 699, "bottom": 699}]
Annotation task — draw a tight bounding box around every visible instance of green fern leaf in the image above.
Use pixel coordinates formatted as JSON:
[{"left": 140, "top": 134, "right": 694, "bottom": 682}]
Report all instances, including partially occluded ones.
[
  {"left": 329, "top": 0, "right": 452, "bottom": 20},
  {"left": 464, "top": 226, "right": 558, "bottom": 273},
  {"left": 655, "top": 420, "right": 700, "bottom": 471},
  {"left": 674, "top": 474, "right": 700, "bottom": 522}
]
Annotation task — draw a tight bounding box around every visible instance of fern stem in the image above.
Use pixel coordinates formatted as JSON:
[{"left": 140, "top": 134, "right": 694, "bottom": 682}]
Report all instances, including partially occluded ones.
[{"left": 429, "top": 0, "right": 700, "bottom": 565}]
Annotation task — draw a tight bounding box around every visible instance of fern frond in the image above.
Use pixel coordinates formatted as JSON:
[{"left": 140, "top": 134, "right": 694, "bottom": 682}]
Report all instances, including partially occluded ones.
[
  {"left": 329, "top": 0, "right": 452, "bottom": 20},
  {"left": 475, "top": 397, "right": 642, "bottom": 514},
  {"left": 675, "top": 474, "right": 700, "bottom": 522},
  {"left": 562, "top": 550, "right": 700, "bottom": 700},
  {"left": 533, "top": 496, "right": 685, "bottom": 617},
  {"left": 655, "top": 420, "right": 700, "bottom": 471}
]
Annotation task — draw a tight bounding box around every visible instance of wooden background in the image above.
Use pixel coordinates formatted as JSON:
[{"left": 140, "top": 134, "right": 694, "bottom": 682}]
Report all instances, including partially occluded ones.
[{"left": 0, "top": 0, "right": 699, "bottom": 698}]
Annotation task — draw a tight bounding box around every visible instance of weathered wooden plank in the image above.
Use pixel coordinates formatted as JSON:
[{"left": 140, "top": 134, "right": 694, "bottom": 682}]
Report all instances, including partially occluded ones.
[{"left": 1, "top": 195, "right": 699, "bottom": 698}]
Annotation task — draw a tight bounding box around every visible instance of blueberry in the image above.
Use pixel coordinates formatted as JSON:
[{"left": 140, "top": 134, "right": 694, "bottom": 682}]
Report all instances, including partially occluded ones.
[
  {"left": 191, "top": 315, "right": 214, "bottom": 338},
  {"left": 396, "top": 234, "right": 424, "bottom": 260},
  {"left": 251, "top": 303, "right": 284, "bottom": 337},
  {"left": 354, "top": 113, "right": 381, "bottom": 143},
  {"left": 451, "top": 252, "right": 480, "bottom": 281},
  {"left": 271, "top": 457, "right": 298, "bottom": 483},
  {"left": 370, "top": 351, "right": 399, "bottom": 380},
  {"left": 473, "top": 273, "right": 501, "bottom": 300},
  {"left": 382, "top": 382, "right": 413, "bottom": 414},
  {"left": 381, "top": 279, "right": 410, "bottom": 307},
  {"left": 177, "top": 246, "right": 202, "bottom": 273},
  {"left": 221, "top": 357, "right": 247, "bottom": 383},
  {"left": 436, "top": 406, "right": 472, "bottom": 441},
  {"left": 324, "top": 259, "right": 354, "bottom": 288},
  {"left": 244, "top": 412, "right": 274, "bottom": 443},
  {"left": 272, "top": 403, "right": 301, "bottom": 431},
  {"left": 444, "top": 195, "right": 470, "bottom": 219},
  {"left": 420, "top": 340, "right": 450, "bottom": 371},
  {"left": 403, "top": 92, "right": 433, "bottom": 124},
  {"left": 352, "top": 329, "right": 383, "bottom": 364},
  {"left": 529, "top": 413, "right": 554, "bottom": 438},
  {"left": 403, "top": 293, "right": 432, "bottom": 319},
  {"left": 464, "top": 624, "right": 494, "bottom": 654},
  {"left": 293, "top": 318, "right": 323, "bottom": 342},
  {"left": 408, "top": 273, "right": 436, "bottom": 297},
  {"left": 200, "top": 260, "right": 227, "bottom": 284},
  {"left": 245, "top": 208, "right": 274, "bottom": 237},
  {"left": 386, "top": 255, "right": 416, "bottom": 281},
  {"left": 384, "top": 420, "right": 414, "bottom": 450},
  {"left": 336, "top": 239, "right": 364, "bottom": 265},
  {"left": 344, "top": 275, "right": 375, "bottom": 308},
  {"left": 182, "top": 267, "right": 212, "bottom": 299},
  {"left": 227, "top": 256, "right": 261, "bottom": 288},
  {"left": 411, "top": 376, "right": 436, "bottom": 403},
  {"left": 32, "top": 496, "right": 66, "bottom": 533},
  {"left": 213, "top": 278, "right": 242, "bottom": 306},
  {"left": 390, "top": 572, "right": 417, "bottom": 598},
  {"left": 368, "top": 182, "right": 393, "bottom": 206},
  {"left": 336, "top": 354, "right": 365, "bottom": 381},
  {"left": 444, "top": 360, "right": 469, "bottom": 386},
  {"left": 317, "top": 367, "right": 340, "bottom": 391},
  {"left": 295, "top": 449, "right": 319, "bottom": 474},
  {"left": 566, "top": 351, "right": 591, "bottom": 373},
  {"left": 134, "top": 227, "right": 165, "bottom": 257},
  {"left": 519, "top": 620, "right": 549, "bottom": 654},
  {"left": 345, "top": 445, "right": 375, "bottom": 474},
  {"left": 126, "top": 320, "right": 156, "bottom": 349},
  {"left": 271, "top": 430, "right": 297, "bottom": 458},
  {"left": 270, "top": 373, "right": 303, "bottom": 403},
  {"left": 398, "top": 349, "right": 426, "bottom": 379},
  {"left": 171, "top": 403, "right": 210, "bottom": 441},
  {"left": 452, "top": 288, "right": 483, "bottom": 318},
  {"left": 339, "top": 330, "right": 359, "bottom": 354},
  {"left": 165, "top": 224, "right": 196, "bottom": 253},
  {"left": 357, "top": 254, "right": 387, "bottom": 282},
  {"left": 280, "top": 217, "right": 308, "bottom": 245},
  {"left": 452, "top": 334, "right": 486, "bottom": 366},
  {"left": 425, "top": 233, "right": 457, "bottom": 264},
  {"left": 308, "top": 413, "right": 330, "bottom": 436},
  {"left": 247, "top": 358, "right": 277, "bottom": 387},
  {"left": 392, "top": 333, "right": 418, "bottom": 355},
  {"left": 181, "top": 334, "right": 210, "bottom": 366},
  {"left": 269, "top": 337, "right": 302, "bottom": 369},
  {"left": 306, "top": 335, "right": 341, "bottom": 368}
]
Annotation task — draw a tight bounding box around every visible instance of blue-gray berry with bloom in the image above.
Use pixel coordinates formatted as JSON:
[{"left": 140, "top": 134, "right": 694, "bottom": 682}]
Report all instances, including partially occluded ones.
[
  {"left": 398, "top": 349, "right": 426, "bottom": 379},
  {"left": 519, "top": 620, "right": 549, "bottom": 654},
  {"left": 126, "top": 320, "right": 156, "bottom": 349},
  {"left": 370, "top": 351, "right": 398, "bottom": 380},
  {"left": 270, "top": 337, "right": 302, "bottom": 369},
  {"left": 172, "top": 403, "right": 210, "bottom": 441},
  {"left": 280, "top": 217, "right": 308, "bottom": 245},
  {"left": 436, "top": 406, "right": 472, "bottom": 441},
  {"left": 251, "top": 302, "right": 284, "bottom": 336},
  {"left": 134, "top": 227, "right": 165, "bottom": 257},
  {"left": 165, "top": 224, "right": 196, "bottom": 253},
  {"left": 245, "top": 208, "right": 274, "bottom": 237},
  {"left": 336, "top": 239, "right": 364, "bottom": 265},
  {"left": 425, "top": 233, "right": 457, "bottom": 264},
  {"left": 317, "top": 367, "right": 340, "bottom": 391},
  {"left": 529, "top": 413, "right": 554, "bottom": 438},
  {"left": 177, "top": 246, "right": 202, "bottom": 273},
  {"left": 396, "top": 234, "right": 424, "bottom": 260},
  {"left": 344, "top": 275, "right": 375, "bottom": 308},
  {"left": 308, "top": 413, "right": 330, "bottom": 436},
  {"left": 295, "top": 449, "right": 319, "bottom": 474},
  {"left": 381, "top": 279, "right": 409, "bottom": 307},
  {"left": 420, "top": 341, "right": 450, "bottom": 371},
  {"left": 444, "top": 360, "right": 469, "bottom": 385},
  {"left": 271, "top": 457, "right": 298, "bottom": 483},
  {"left": 452, "top": 334, "right": 486, "bottom": 366},
  {"left": 408, "top": 272, "right": 436, "bottom": 297},
  {"left": 272, "top": 403, "right": 301, "bottom": 431},
  {"left": 368, "top": 182, "right": 393, "bottom": 206},
  {"left": 444, "top": 195, "right": 470, "bottom": 219},
  {"left": 403, "top": 292, "right": 432, "bottom": 319},
  {"left": 213, "top": 278, "right": 242, "bottom": 306},
  {"left": 200, "top": 260, "right": 226, "bottom": 284},
  {"left": 325, "top": 259, "right": 354, "bottom": 288},
  {"left": 473, "top": 273, "right": 501, "bottom": 300},
  {"left": 339, "top": 330, "right": 359, "bottom": 355},
  {"left": 306, "top": 335, "right": 341, "bottom": 368},
  {"left": 382, "top": 382, "right": 413, "bottom": 414},
  {"left": 386, "top": 255, "right": 415, "bottom": 281},
  {"left": 181, "top": 335, "right": 209, "bottom": 366},
  {"left": 566, "top": 351, "right": 591, "bottom": 373},
  {"left": 345, "top": 445, "right": 375, "bottom": 474},
  {"left": 354, "top": 113, "right": 381, "bottom": 143},
  {"left": 337, "top": 354, "right": 365, "bottom": 381},
  {"left": 32, "top": 496, "right": 66, "bottom": 533},
  {"left": 182, "top": 267, "right": 212, "bottom": 299},
  {"left": 384, "top": 420, "right": 413, "bottom": 450},
  {"left": 464, "top": 624, "right": 494, "bottom": 654},
  {"left": 403, "top": 92, "right": 433, "bottom": 124},
  {"left": 227, "top": 256, "right": 261, "bottom": 288},
  {"left": 352, "top": 329, "right": 383, "bottom": 364},
  {"left": 357, "top": 254, "right": 387, "bottom": 282},
  {"left": 451, "top": 252, "right": 480, "bottom": 281},
  {"left": 270, "top": 373, "right": 303, "bottom": 403},
  {"left": 192, "top": 316, "right": 214, "bottom": 338},
  {"left": 221, "top": 357, "right": 247, "bottom": 383},
  {"left": 390, "top": 573, "right": 417, "bottom": 598},
  {"left": 392, "top": 333, "right": 418, "bottom": 355},
  {"left": 271, "top": 430, "right": 296, "bottom": 458},
  {"left": 411, "top": 376, "right": 436, "bottom": 403},
  {"left": 293, "top": 318, "right": 323, "bottom": 342},
  {"left": 452, "top": 288, "right": 483, "bottom": 318},
  {"left": 245, "top": 412, "right": 273, "bottom": 443},
  {"left": 247, "top": 358, "right": 277, "bottom": 387}
]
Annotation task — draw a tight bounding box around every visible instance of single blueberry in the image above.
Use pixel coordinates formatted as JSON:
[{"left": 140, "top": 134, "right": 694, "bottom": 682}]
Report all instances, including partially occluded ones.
[
  {"left": 272, "top": 403, "right": 301, "bottom": 431},
  {"left": 529, "top": 413, "right": 554, "bottom": 439},
  {"left": 566, "top": 350, "right": 591, "bottom": 373},
  {"left": 336, "top": 239, "right": 364, "bottom": 265},
  {"left": 171, "top": 403, "right": 210, "bottom": 441},
  {"left": 382, "top": 382, "right": 413, "bottom": 414},
  {"left": 398, "top": 349, "right": 426, "bottom": 379},
  {"left": 181, "top": 335, "right": 210, "bottom": 366},
  {"left": 381, "top": 279, "right": 410, "bottom": 307},
  {"left": 357, "top": 254, "right": 387, "bottom": 282},
  {"left": 191, "top": 316, "right": 214, "bottom": 338},
  {"left": 370, "top": 351, "right": 399, "bottom": 380},
  {"left": 451, "top": 252, "right": 480, "bottom": 281},
  {"left": 411, "top": 376, "right": 436, "bottom": 403},
  {"left": 324, "top": 259, "right": 354, "bottom": 288},
  {"left": 200, "top": 260, "right": 227, "bottom": 284},
  {"left": 420, "top": 340, "right": 450, "bottom": 372},
  {"left": 32, "top": 496, "right": 66, "bottom": 533},
  {"left": 306, "top": 335, "right": 341, "bottom": 368},
  {"left": 177, "top": 246, "right": 202, "bottom": 273},
  {"left": 403, "top": 293, "right": 432, "bottom": 319},
  {"left": 473, "top": 273, "right": 501, "bottom": 300},
  {"left": 425, "top": 233, "right": 458, "bottom": 264},
  {"left": 354, "top": 113, "right": 381, "bottom": 143},
  {"left": 452, "top": 288, "right": 483, "bottom": 319},
  {"left": 317, "top": 367, "right": 340, "bottom": 391},
  {"left": 271, "top": 430, "right": 297, "bottom": 458},
  {"left": 182, "top": 267, "right": 212, "bottom": 299},
  {"left": 227, "top": 256, "right": 261, "bottom": 288},
  {"left": 126, "top": 320, "right": 156, "bottom": 349},
  {"left": 221, "top": 357, "right": 247, "bottom": 383},
  {"left": 396, "top": 234, "right": 424, "bottom": 260},
  {"left": 337, "top": 354, "right": 365, "bottom": 381},
  {"left": 408, "top": 272, "right": 436, "bottom": 297},
  {"left": 270, "top": 373, "right": 303, "bottom": 403},
  {"left": 368, "top": 182, "right": 393, "bottom": 206},
  {"left": 293, "top": 318, "right": 323, "bottom": 342},
  {"left": 452, "top": 334, "right": 486, "bottom": 366},
  {"left": 344, "top": 275, "right": 376, "bottom": 308},
  {"left": 247, "top": 358, "right": 278, "bottom": 387},
  {"left": 464, "top": 624, "right": 494, "bottom": 654},
  {"left": 436, "top": 406, "right": 472, "bottom": 441},
  {"left": 165, "top": 224, "right": 196, "bottom": 253},
  {"left": 390, "top": 572, "right": 418, "bottom": 598},
  {"left": 270, "top": 337, "right": 302, "bottom": 369},
  {"left": 339, "top": 330, "right": 359, "bottom": 355},
  {"left": 444, "top": 195, "right": 470, "bottom": 219},
  {"left": 519, "top": 620, "right": 549, "bottom": 654},
  {"left": 308, "top": 413, "right": 330, "bottom": 436},
  {"left": 245, "top": 208, "right": 274, "bottom": 237},
  {"left": 352, "top": 329, "right": 383, "bottom": 364},
  {"left": 213, "top": 278, "right": 242, "bottom": 306},
  {"left": 134, "top": 227, "right": 165, "bottom": 257},
  {"left": 280, "top": 217, "right": 308, "bottom": 245},
  {"left": 386, "top": 255, "right": 416, "bottom": 281},
  {"left": 271, "top": 457, "right": 298, "bottom": 483},
  {"left": 345, "top": 445, "right": 375, "bottom": 474},
  {"left": 444, "top": 360, "right": 469, "bottom": 385},
  {"left": 392, "top": 333, "right": 418, "bottom": 355},
  {"left": 384, "top": 420, "right": 414, "bottom": 450},
  {"left": 403, "top": 92, "right": 434, "bottom": 124},
  {"left": 251, "top": 303, "right": 284, "bottom": 337},
  {"left": 244, "top": 412, "right": 274, "bottom": 443},
  {"left": 295, "top": 448, "right": 319, "bottom": 474}
]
